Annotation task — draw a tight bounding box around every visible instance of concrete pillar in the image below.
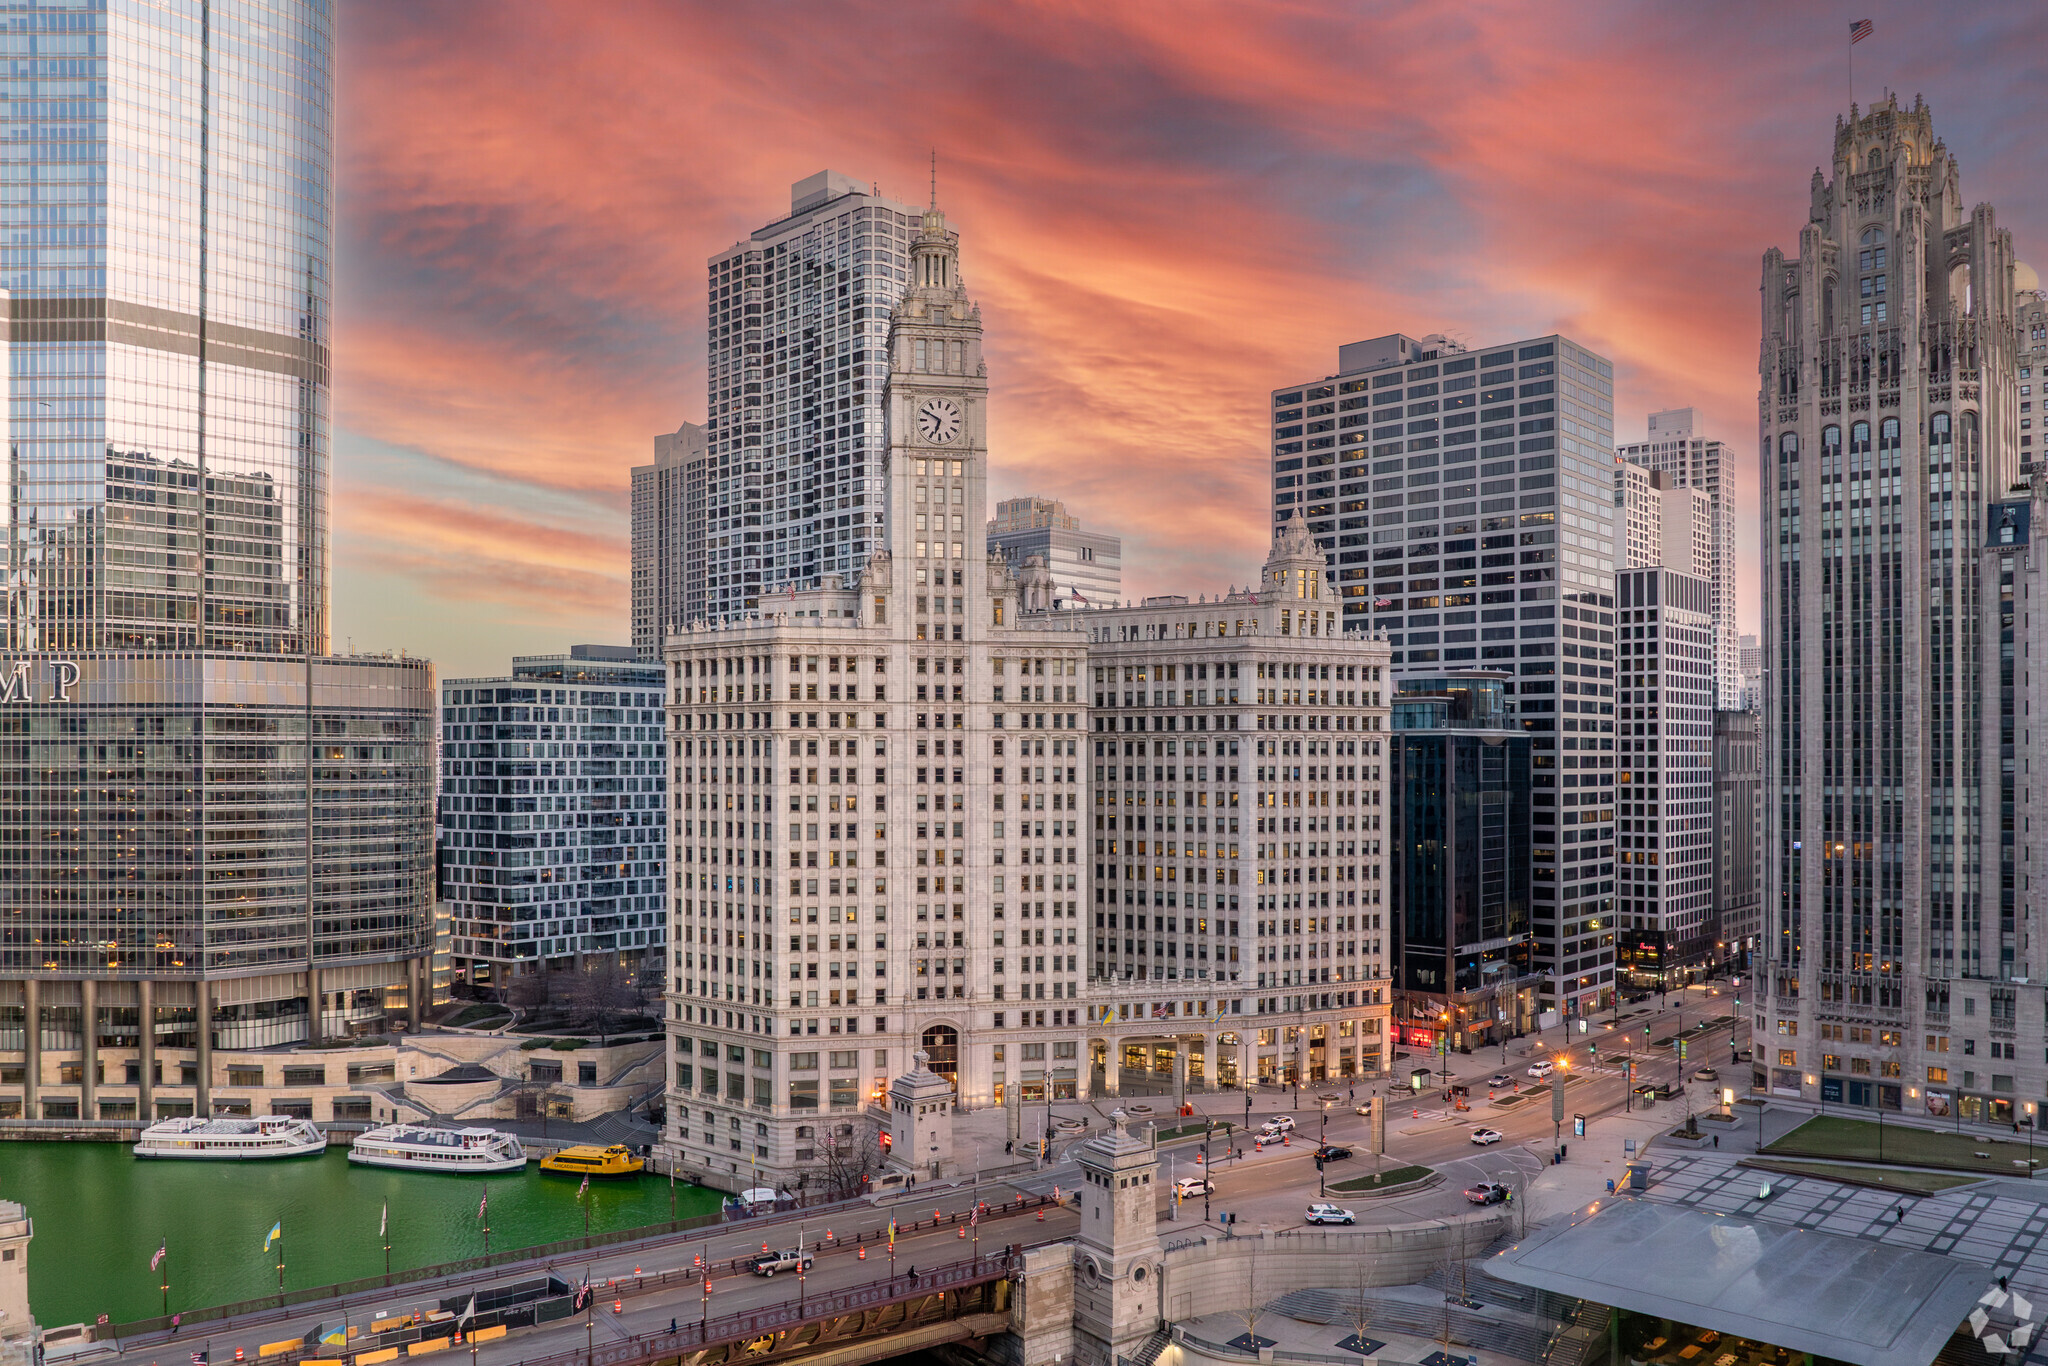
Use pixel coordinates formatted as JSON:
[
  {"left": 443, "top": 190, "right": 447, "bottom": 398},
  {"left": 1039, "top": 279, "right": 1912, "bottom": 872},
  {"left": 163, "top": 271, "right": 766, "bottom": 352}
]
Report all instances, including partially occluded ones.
[
  {"left": 1295, "top": 1028, "right": 1310, "bottom": 1091},
  {"left": 410, "top": 958, "right": 425, "bottom": 1032},
  {"left": 306, "top": 966, "right": 323, "bottom": 1045},
  {"left": 1201, "top": 1033, "right": 1217, "bottom": 1094},
  {"left": 79, "top": 978, "right": 97, "bottom": 1120},
  {"left": 137, "top": 978, "right": 155, "bottom": 1121},
  {"left": 194, "top": 982, "right": 213, "bottom": 1118},
  {"left": 1101, "top": 1032, "right": 1119, "bottom": 1096},
  {"left": 21, "top": 979, "right": 38, "bottom": 1117},
  {"left": 1171, "top": 1040, "right": 1188, "bottom": 1108}
]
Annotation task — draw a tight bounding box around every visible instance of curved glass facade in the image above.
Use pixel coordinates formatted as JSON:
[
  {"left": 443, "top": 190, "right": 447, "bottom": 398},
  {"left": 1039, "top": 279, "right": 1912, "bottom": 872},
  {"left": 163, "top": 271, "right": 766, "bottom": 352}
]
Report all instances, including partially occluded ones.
[{"left": 2, "top": 0, "right": 332, "bottom": 655}]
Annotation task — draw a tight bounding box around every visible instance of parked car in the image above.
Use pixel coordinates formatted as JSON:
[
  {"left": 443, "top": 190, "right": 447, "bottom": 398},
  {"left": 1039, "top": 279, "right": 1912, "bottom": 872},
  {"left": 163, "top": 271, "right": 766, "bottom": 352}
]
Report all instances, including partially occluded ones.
[
  {"left": 750, "top": 1248, "right": 814, "bottom": 1277},
  {"left": 1527, "top": 1060, "right": 1555, "bottom": 1079},
  {"left": 1464, "top": 1181, "right": 1510, "bottom": 1206},
  {"left": 1304, "top": 1203, "right": 1357, "bottom": 1225},
  {"left": 1470, "top": 1127, "right": 1504, "bottom": 1146},
  {"left": 1488, "top": 1073, "right": 1514, "bottom": 1088},
  {"left": 1174, "top": 1176, "right": 1214, "bottom": 1199},
  {"left": 1315, "top": 1144, "right": 1353, "bottom": 1161}
]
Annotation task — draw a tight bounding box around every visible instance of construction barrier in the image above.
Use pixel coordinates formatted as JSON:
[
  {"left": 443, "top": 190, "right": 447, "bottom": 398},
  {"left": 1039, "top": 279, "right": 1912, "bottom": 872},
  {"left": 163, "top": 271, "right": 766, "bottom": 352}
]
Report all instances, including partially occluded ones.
[
  {"left": 472, "top": 1327, "right": 507, "bottom": 1345},
  {"left": 259, "top": 1342, "right": 300, "bottom": 1359},
  {"left": 357, "top": 1350, "right": 402, "bottom": 1365},
  {"left": 407, "top": 1340, "right": 450, "bottom": 1357}
]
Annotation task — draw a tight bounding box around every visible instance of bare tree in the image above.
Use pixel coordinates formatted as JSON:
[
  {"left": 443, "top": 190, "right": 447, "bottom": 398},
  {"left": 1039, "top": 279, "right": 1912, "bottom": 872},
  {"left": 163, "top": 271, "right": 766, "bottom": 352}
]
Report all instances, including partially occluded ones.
[
  {"left": 805, "top": 1123, "right": 883, "bottom": 1201},
  {"left": 1343, "top": 1264, "right": 1375, "bottom": 1359},
  {"left": 506, "top": 969, "right": 553, "bottom": 1019},
  {"left": 560, "top": 959, "right": 638, "bottom": 1045},
  {"left": 1231, "top": 1256, "right": 1265, "bottom": 1348}
]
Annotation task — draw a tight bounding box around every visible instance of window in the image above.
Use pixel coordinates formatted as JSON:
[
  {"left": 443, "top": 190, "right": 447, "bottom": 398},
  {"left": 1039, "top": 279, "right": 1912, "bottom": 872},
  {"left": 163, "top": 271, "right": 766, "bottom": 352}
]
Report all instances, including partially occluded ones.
[{"left": 1928, "top": 1066, "right": 1949, "bottom": 1083}]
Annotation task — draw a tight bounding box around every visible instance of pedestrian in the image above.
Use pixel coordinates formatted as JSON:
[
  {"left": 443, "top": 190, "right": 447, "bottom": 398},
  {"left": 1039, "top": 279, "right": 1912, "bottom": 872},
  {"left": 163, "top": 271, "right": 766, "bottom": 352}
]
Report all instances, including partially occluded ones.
[
  {"left": 1712, "top": 1135, "right": 1719, "bottom": 1149},
  {"left": 669, "top": 1320, "right": 678, "bottom": 1336},
  {"left": 908, "top": 1265, "right": 916, "bottom": 1279}
]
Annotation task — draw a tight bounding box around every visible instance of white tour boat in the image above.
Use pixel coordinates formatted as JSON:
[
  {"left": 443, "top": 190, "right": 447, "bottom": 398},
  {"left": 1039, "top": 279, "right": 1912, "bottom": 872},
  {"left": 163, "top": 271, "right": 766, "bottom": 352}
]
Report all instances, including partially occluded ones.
[
  {"left": 134, "top": 1115, "right": 328, "bottom": 1160},
  {"left": 347, "top": 1124, "right": 528, "bottom": 1174}
]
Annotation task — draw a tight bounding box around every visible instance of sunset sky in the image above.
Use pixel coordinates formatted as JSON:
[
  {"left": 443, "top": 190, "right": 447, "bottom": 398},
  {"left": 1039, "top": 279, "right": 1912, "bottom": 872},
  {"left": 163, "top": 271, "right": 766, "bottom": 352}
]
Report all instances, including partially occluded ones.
[{"left": 327, "top": 1, "right": 2048, "bottom": 680}]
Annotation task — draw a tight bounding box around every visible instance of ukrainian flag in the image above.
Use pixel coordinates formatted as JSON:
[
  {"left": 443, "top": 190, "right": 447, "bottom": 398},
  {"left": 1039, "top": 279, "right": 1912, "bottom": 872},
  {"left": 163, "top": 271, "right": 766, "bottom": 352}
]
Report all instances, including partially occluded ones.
[
  {"left": 318, "top": 1326, "right": 346, "bottom": 1348},
  {"left": 263, "top": 1221, "right": 281, "bottom": 1253}
]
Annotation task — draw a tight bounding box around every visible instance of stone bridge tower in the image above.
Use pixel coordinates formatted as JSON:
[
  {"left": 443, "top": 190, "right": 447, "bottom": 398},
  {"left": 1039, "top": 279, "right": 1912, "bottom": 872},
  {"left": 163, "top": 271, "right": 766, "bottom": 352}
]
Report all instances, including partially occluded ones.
[{"left": 1070, "top": 1108, "right": 1165, "bottom": 1366}]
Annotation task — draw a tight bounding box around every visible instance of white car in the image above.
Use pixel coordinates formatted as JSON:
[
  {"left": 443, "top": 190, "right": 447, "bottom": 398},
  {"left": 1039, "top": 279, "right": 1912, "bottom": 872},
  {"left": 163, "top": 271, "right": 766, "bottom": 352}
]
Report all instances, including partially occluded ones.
[
  {"left": 1174, "top": 1176, "right": 1214, "bottom": 1199},
  {"left": 1261, "top": 1115, "right": 1296, "bottom": 1133},
  {"left": 1470, "top": 1127, "right": 1504, "bottom": 1146},
  {"left": 1527, "top": 1060, "right": 1555, "bottom": 1079},
  {"left": 1305, "top": 1203, "right": 1357, "bottom": 1225}
]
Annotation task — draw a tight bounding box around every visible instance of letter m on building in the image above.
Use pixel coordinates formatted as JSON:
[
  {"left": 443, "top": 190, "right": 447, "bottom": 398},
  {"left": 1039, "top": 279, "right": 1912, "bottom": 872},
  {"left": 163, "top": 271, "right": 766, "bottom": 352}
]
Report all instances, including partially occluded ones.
[{"left": 0, "top": 662, "right": 29, "bottom": 703}]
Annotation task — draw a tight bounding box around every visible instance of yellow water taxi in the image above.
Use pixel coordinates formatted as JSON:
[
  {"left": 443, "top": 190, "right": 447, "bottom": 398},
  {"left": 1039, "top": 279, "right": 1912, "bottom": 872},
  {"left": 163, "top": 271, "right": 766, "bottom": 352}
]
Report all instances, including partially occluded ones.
[{"left": 539, "top": 1142, "right": 644, "bottom": 1177}]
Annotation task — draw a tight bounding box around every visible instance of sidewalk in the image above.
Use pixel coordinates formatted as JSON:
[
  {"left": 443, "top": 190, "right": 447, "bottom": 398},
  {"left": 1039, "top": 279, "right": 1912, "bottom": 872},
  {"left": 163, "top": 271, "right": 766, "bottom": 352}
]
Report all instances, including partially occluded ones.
[{"left": 1520, "top": 1109, "right": 1670, "bottom": 1225}]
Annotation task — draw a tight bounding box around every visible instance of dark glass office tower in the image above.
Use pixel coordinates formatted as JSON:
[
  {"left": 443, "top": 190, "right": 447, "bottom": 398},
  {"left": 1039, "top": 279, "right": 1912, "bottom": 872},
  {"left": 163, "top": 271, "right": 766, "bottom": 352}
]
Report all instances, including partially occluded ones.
[{"left": 1388, "top": 671, "right": 1539, "bottom": 1050}]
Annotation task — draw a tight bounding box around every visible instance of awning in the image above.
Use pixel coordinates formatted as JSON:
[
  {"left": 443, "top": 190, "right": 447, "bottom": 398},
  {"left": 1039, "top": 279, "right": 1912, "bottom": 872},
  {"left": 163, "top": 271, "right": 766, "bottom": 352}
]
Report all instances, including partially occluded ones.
[{"left": 1487, "top": 1198, "right": 1993, "bottom": 1366}]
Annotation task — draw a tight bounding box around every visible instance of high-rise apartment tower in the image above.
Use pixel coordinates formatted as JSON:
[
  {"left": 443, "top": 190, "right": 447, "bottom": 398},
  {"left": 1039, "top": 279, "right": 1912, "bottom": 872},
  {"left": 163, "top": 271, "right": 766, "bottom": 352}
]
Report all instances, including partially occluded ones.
[
  {"left": 1619, "top": 410, "right": 1740, "bottom": 708},
  {"left": 632, "top": 421, "right": 709, "bottom": 656},
  {"left": 696, "top": 173, "right": 923, "bottom": 622}
]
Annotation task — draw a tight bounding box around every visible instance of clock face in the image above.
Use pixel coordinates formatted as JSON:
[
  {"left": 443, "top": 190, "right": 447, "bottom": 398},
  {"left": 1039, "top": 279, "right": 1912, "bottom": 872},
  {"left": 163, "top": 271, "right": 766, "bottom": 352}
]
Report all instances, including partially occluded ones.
[{"left": 916, "top": 397, "right": 962, "bottom": 445}]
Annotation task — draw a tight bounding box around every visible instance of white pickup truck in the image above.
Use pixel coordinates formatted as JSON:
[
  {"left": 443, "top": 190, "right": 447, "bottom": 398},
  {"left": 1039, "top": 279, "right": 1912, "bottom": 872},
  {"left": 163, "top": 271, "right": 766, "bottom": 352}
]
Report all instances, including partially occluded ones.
[{"left": 750, "top": 1248, "right": 815, "bottom": 1277}]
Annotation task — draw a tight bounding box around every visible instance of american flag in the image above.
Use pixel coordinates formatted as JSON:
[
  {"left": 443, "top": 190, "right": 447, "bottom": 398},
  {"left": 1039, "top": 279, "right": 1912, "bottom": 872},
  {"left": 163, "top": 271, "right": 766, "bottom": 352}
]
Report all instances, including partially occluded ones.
[
  {"left": 191, "top": 1353, "right": 208, "bottom": 1365},
  {"left": 1849, "top": 18, "right": 1873, "bottom": 42},
  {"left": 477, "top": 1192, "right": 488, "bottom": 1222},
  {"left": 578, "top": 1173, "right": 590, "bottom": 1198},
  {"left": 150, "top": 1241, "right": 166, "bottom": 1272}
]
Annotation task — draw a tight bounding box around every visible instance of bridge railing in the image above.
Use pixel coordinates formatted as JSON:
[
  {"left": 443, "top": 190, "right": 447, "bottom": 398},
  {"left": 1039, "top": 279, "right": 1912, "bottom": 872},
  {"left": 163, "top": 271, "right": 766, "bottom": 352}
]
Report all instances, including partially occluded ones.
[
  {"left": 103, "top": 1195, "right": 1059, "bottom": 1342},
  {"left": 495, "top": 1255, "right": 1014, "bottom": 1366}
]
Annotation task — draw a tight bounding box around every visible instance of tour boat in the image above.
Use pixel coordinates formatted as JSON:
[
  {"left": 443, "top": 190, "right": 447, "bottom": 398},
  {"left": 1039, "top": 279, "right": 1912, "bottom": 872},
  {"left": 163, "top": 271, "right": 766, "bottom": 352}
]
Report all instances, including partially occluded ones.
[
  {"left": 347, "top": 1124, "right": 527, "bottom": 1174},
  {"left": 538, "top": 1142, "right": 644, "bottom": 1178},
  {"left": 134, "top": 1115, "right": 328, "bottom": 1160}
]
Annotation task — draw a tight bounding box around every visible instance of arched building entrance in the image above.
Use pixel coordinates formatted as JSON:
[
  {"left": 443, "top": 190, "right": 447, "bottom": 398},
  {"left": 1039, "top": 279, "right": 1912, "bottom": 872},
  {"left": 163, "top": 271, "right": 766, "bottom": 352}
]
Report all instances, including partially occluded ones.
[{"left": 921, "top": 1023, "right": 960, "bottom": 1093}]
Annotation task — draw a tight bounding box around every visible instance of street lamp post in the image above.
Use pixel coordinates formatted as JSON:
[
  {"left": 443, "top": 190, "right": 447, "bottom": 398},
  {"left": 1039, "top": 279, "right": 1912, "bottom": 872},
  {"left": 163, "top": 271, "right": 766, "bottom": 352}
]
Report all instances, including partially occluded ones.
[
  {"left": 1318, "top": 1096, "right": 1330, "bottom": 1196},
  {"left": 1203, "top": 1119, "right": 1214, "bottom": 1221}
]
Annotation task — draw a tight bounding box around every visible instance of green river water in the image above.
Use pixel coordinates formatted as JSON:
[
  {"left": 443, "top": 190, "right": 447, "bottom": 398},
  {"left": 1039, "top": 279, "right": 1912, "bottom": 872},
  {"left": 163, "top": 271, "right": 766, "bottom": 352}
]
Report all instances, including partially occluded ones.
[{"left": 0, "top": 1143, "right": 726, "bottom": 1329}]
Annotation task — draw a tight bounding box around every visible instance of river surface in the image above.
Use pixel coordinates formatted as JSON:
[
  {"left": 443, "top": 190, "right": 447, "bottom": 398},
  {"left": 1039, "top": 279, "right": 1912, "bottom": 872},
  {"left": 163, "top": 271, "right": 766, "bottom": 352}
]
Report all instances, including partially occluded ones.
[{"left": 0, "top": 1142, "right": 725, "bottom": 1329}]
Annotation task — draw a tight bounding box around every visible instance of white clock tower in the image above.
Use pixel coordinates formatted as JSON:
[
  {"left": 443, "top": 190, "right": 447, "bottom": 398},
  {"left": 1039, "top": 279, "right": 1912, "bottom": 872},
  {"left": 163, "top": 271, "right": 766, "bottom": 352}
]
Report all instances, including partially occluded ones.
[{"left": 883, "top": 197, "right": 991, "bottom": 610}]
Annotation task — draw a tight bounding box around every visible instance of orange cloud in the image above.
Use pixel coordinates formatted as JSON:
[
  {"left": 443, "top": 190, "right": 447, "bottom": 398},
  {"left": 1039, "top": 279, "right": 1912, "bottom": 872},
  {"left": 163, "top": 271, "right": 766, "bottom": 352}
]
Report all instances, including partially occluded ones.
[{"left": 329, "top": 1, "right": 2048, "bottom": 673}]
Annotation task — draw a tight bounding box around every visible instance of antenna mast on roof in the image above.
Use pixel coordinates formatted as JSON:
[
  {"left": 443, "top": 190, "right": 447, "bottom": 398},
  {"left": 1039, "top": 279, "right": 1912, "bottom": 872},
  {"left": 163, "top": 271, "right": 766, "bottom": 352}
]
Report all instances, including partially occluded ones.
[{"left": 930, "top": 149, "right": 937, "bottom": 209}]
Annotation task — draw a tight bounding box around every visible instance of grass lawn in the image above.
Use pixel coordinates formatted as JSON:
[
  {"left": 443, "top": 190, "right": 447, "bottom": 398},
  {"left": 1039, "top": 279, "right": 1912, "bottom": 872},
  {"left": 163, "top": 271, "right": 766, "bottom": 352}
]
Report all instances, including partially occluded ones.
[
  {"left": 441, "top": 1002, "right": 511, "bottom": 1028},
  {"left": 1740, "top": 1157, "right": 1982, "bottom": 1195},
  {"left": 1766, "top": 1115, "right": 2048, "bottom": 1173},
  {"left": 1155, "top": 1120, "right": 1236, "bottom": 1143},
  {"left": 1330, "top": 1164, "right": 1432, "bottom": 1193}
]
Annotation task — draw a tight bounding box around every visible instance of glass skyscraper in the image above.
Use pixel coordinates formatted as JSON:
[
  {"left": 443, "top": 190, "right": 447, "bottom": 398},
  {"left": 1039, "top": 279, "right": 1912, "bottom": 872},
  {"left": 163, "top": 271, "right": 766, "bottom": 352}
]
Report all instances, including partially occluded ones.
[
  {"left": 0, "top": 2, "right": 436, "bottom": 1127},
  {"left": 3, "top": 0, "right": 331, "bottom": 654}
]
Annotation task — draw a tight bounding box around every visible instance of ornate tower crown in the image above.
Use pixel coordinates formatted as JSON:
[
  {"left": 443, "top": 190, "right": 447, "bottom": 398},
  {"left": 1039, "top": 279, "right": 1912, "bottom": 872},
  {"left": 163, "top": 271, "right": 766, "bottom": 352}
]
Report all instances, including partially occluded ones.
[{"left": 1263, "top": 509, "right": 1332, "bottom": 602}]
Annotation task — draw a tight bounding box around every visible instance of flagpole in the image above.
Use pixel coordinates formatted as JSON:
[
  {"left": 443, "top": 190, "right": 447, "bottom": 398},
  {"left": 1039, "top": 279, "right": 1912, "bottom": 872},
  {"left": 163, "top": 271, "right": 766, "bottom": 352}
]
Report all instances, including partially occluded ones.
[
  {"left": 158, "top": 1238, "right": 169, "bottom": 1318},
  {"left": 382, "top": 1201, "right": 391, "bottom": 1285},
  {"left": 275, "top": 1219, "right": 285, "bottom": 1307},
  {"left": 481, "top": 1185, "right": 491, "bottom": 1257}
]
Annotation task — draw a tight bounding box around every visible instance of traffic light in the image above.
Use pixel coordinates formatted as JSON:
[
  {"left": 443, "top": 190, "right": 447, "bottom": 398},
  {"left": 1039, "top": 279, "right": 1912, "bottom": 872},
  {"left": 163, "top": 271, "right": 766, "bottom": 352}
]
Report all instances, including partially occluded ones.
[
  {"left": 1588, "top": 1042, "right": 1598, "bottom": 1059},
  {"left": 879, "top": 1131, "right": 893, "bottom": 1153}
]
